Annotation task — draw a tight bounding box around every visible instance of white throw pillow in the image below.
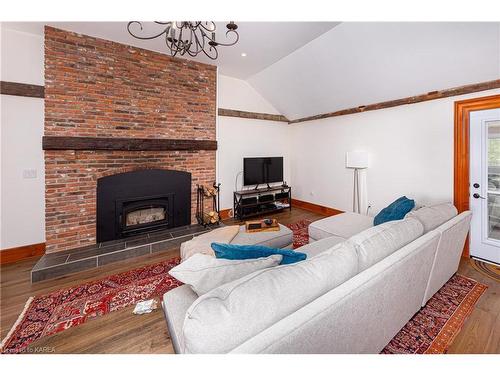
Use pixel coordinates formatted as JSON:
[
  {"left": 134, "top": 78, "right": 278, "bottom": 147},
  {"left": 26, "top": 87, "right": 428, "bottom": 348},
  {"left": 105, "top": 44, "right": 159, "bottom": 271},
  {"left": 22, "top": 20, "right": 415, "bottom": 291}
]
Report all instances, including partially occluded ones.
[{"left": 168, "top": 253, "right": 283, "bottom": 296}]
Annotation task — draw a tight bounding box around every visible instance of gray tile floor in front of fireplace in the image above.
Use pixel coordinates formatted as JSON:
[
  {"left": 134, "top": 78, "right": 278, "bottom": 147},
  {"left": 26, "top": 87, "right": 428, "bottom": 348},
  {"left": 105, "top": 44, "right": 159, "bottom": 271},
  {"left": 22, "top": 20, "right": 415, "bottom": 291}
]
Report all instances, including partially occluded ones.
[{"left": 31, "top": 224, "right": 217, "bottom": 282}]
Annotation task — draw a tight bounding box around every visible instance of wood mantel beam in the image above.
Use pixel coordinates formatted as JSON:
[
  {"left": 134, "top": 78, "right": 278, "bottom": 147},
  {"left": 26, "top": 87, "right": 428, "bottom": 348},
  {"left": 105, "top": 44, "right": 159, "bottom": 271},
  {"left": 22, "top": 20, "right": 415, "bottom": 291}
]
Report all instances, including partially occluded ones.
[{"left": 42, "top": 136, "right": 217, "bottom": 151}]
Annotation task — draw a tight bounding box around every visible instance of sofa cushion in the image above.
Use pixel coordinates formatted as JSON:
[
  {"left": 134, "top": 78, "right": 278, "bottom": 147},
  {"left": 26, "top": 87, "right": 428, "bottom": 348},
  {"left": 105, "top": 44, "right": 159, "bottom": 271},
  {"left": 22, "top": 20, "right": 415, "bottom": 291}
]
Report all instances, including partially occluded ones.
[
  {"left": 348, "top": 217, "right": 424, "bottom": 271},
  {"left": 373, "top": 196, "right": 415, "bottom": 225},
  {"left": 309, "top": 212, "right": 374, "bottom": 241},
  {"left": 169, "top": 253, "right": 283, "bottom": 296},
  {"left": 231, "top": 224, "right": 293, "bottom": 248},
  {"left": 182, "top": 242, "right": 359, "bottom": 353},
  {"left": 405, "top": 203, "right": 458, "bottom": 233},
  {"left": 298, "top": 235, "right": 346, "bottom": 258}
]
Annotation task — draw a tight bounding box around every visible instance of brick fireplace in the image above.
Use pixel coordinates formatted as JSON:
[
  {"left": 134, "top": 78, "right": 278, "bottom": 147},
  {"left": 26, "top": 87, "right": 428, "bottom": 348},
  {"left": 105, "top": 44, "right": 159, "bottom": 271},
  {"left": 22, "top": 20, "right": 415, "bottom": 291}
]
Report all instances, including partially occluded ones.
[{"left": 43, "top": 26, "right": 217, "bottom": 253}]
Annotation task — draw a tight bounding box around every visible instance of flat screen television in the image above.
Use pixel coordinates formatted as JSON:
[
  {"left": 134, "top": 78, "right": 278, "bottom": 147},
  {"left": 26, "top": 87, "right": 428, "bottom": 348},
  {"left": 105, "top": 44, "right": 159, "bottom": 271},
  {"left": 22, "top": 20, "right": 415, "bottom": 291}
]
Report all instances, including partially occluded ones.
[{"left": 243, "top": 157, "right": 284, "bottom": 186}]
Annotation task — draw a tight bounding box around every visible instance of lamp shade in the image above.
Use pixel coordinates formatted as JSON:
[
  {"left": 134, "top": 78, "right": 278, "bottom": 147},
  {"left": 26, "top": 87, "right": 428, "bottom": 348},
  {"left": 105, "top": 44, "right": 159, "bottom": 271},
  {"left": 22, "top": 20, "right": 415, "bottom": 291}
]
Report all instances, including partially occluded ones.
[{"left": 346, "top": 151, "right": 369, "bottom": 169}]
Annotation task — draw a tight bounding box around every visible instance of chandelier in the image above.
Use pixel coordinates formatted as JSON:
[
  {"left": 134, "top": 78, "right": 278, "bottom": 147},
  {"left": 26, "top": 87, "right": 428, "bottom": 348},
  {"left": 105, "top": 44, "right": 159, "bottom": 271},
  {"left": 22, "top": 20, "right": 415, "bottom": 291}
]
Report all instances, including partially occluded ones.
[{"left": 127, "top": 21, "right": 239, "bottom": 60}]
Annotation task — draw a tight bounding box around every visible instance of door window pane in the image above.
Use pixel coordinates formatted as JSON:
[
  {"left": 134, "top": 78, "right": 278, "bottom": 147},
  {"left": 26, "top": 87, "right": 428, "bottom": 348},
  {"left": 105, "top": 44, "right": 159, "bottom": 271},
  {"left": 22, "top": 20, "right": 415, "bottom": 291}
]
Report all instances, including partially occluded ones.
[
  {"left": 488, "top": 193, "right": 500, "bottom": 240},
  {"left": 487, "top": 120, "right": 500, "bottom": 240},
  {"left": 488, "top": 120, "right": 500, "bottom": 192}
]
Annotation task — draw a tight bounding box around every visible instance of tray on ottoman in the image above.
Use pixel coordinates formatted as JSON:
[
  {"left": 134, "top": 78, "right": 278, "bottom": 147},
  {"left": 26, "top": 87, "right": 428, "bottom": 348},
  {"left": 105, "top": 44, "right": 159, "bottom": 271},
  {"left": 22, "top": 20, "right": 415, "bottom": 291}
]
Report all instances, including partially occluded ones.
[
  {"left": 232, "top": 223, "right": 293, "bottom": 249},
  {"left": 245, "top": 219, "right": 280, "bottom": 233}
]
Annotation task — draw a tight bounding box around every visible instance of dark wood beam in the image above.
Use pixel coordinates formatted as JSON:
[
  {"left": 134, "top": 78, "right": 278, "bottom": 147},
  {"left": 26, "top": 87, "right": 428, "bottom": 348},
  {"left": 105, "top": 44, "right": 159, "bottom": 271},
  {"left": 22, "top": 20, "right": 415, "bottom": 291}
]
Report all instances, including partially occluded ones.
[
  {"left": 42, "top": 136, "right": 217, "bottom": 151},
  {"left": 288, "top": 79, "right": 500, "bottom": 124},
  {"left": 218, "top": 108, "right": 289, "bottom": 122},
  {"left": 0, "top": 81, "right": 45, "bottom": 98}
]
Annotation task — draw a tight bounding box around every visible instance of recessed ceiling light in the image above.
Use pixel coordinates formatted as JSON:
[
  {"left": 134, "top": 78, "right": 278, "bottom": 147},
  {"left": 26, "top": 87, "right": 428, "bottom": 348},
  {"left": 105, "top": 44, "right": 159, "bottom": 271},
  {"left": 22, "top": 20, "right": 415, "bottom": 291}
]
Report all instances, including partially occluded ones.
[{"left": 241, "top": 52, "right": 247, "bottom": 57}]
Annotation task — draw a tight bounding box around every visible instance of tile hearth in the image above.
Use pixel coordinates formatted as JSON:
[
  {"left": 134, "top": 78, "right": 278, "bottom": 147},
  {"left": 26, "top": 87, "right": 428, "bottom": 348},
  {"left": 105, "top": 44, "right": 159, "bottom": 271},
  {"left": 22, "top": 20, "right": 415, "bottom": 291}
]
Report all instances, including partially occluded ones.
[{"left": 31, "top": 224, "right": 215, "bottom": 282}]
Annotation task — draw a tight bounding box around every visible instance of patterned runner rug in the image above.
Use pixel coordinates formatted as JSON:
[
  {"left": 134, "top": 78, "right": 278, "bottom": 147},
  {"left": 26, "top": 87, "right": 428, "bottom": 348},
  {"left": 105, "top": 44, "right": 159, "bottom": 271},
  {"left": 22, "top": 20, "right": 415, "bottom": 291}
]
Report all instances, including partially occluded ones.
[
  {"left": 382, "top": 273, "right": 487, "bottom": 353},
  {"left": 1, "top": 219, "right": 487, "bottom": 354}
]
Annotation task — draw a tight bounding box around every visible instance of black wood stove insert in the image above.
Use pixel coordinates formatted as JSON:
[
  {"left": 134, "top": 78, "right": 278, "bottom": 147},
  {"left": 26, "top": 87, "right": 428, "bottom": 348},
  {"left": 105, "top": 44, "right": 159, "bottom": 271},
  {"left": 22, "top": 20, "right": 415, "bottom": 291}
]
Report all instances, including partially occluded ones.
[{"left": 96, "top": 169, "right": 191, "bottom": 242}]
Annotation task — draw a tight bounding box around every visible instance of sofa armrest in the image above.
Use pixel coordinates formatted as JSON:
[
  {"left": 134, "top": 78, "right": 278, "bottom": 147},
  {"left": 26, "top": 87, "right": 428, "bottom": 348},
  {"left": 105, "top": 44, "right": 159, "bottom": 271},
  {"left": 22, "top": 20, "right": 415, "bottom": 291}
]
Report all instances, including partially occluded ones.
[
  {"left": 421, "top": 211, "right": 472, "bottom": 306},
  {"left": 162, "top": 285, "right": 198, "bottom": 353}
]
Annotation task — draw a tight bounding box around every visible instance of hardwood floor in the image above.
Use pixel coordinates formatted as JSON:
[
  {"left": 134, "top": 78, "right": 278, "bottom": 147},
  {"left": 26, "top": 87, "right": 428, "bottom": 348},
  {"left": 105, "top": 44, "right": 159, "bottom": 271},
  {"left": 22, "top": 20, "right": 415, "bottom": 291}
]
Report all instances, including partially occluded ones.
[
  {"left": 447, "top": 260, "right": 500, "bottom": 354},
  {"left": 0, "top": 207, "right": 498, "bottom": 354}
]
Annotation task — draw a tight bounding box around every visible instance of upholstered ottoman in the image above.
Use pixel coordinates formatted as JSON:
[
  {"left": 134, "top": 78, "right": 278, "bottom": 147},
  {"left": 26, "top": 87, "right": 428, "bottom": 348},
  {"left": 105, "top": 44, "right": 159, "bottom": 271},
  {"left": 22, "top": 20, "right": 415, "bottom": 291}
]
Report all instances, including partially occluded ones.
[
  {"left": 180, "top": 223, "right": 294, "bottom": 260},
  {"left": 231, "top": 224, "right": 293, "bottom": 249},
  {"left": 309, "top": 212, "right": 374, "bottom": 242}
]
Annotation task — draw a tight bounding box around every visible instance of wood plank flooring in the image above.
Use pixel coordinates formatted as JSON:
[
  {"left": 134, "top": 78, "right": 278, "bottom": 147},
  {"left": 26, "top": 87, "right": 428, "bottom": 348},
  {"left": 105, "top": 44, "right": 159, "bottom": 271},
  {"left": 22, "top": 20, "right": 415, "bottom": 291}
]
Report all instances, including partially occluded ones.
[
  {"left": 447, "top": 260, "right": 500, "bottom": 354},
  {"left": 1, "top": 208, "right": 498, "bottom": 354}
]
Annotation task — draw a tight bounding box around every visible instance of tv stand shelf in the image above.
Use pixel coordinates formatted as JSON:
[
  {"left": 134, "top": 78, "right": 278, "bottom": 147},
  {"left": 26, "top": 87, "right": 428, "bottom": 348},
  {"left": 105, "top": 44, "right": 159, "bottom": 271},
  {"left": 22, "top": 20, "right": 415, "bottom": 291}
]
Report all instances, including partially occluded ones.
[{"left": 233, "top": 185, "right": 292, "bottom": 220}]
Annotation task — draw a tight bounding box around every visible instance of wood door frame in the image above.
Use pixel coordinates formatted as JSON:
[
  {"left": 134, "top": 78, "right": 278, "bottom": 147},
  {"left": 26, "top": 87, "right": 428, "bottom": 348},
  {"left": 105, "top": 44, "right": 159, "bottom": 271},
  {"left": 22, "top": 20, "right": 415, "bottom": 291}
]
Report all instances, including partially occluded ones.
[{"left": 454, "top": 94, "right": 500, "bottom": 257}]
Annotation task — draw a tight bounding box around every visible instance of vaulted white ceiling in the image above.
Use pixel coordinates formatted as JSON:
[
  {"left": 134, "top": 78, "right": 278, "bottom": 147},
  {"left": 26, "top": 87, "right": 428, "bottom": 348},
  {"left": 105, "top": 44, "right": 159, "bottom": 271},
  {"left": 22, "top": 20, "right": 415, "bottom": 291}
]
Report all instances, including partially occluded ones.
[
  {"left": 2, "top": 21, "right": 338, "bottom": 79},
  {"left": 248, "top": 22, "right": 500, "bottom": 120},
  {"left": 3, "top": 22, "right": 499, "bottom": 120}
]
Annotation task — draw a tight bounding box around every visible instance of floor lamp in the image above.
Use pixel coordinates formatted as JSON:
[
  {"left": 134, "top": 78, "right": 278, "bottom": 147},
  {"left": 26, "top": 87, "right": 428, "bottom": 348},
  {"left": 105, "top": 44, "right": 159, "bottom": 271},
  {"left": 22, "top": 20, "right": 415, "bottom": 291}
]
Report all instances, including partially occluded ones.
[{"left": 346, "top": 151, "right": 369, "bottom": 214}]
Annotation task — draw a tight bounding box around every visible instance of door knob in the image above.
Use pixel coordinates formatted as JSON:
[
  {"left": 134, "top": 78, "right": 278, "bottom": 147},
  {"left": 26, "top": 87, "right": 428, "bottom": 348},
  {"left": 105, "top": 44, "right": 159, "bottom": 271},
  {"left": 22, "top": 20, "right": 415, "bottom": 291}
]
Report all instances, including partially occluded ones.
[
  {"left": 473, "top": 183, "right": 480, "bottom": 188},
  {"left": 473, "top": 193, "right": 486, "bottom": 199}
]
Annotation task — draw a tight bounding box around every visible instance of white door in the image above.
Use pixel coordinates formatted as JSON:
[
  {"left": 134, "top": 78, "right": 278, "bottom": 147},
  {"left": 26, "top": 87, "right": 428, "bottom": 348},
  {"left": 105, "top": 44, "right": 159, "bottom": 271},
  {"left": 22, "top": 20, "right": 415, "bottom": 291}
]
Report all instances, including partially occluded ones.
[{"left": 470, "top": 108, "right": 500, "bottom": 265}]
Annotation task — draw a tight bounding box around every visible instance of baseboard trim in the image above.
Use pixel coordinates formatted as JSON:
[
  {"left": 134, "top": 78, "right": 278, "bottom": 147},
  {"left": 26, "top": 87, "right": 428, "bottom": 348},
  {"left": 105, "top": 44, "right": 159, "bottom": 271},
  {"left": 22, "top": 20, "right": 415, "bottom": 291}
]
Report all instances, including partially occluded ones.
[
  {"left": 0, "top": 243, "right": 46, "bottom": 265},
  {"left": 291, "top": 199, "right": 343, "bottom": 217}
]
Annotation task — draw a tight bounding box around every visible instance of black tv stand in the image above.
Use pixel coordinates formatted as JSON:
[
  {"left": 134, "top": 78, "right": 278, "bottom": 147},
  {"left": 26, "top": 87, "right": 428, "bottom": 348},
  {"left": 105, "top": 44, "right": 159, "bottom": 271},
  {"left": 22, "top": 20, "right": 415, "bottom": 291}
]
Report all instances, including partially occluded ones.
[{"left": 233, "top": 185, "right": 292, "bottom": 220}]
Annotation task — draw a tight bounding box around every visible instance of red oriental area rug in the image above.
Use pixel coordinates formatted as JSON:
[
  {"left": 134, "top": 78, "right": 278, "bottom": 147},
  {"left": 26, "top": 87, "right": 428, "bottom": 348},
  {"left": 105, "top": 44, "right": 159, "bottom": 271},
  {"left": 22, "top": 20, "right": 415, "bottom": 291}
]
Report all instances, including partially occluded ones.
[
  {"left": 1, "top": 219, "right": 487, "bottom": 354},
  {"left": 1, "top": 257, "right": 182, "bottom": 354}
]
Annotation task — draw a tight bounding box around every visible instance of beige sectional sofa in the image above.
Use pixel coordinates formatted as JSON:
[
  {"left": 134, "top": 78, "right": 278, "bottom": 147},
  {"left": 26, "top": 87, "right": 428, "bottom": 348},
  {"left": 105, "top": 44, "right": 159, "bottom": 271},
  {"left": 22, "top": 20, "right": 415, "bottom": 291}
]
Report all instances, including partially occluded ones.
[{"left": 162, "top": 203, "right": 471, "bottom": 354}]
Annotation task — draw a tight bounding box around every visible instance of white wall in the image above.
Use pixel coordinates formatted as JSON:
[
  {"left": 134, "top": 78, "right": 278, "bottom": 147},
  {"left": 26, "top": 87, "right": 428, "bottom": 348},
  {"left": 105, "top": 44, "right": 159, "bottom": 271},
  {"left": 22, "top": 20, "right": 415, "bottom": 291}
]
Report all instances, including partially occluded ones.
[
  {"left": 1, "top": 96, "right": 45, "bottom": 248},
  {"left": 290, "top": 88, "right": 500, "bottom": 216},
  {"left": 1, "top": 27, "right": 44, "bottom": 85},
  {"left": 217, "top": 75, "right": 291, "bottom": 210},
  {"left": 1, "top": 25, "right": 45, "bottom": 249}
]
